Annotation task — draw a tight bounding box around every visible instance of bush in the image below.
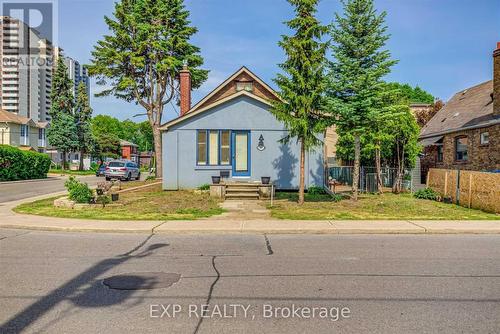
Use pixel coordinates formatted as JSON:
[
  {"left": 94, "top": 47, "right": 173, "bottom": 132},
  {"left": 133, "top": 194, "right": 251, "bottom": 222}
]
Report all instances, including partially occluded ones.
[
  {"left": 65, "top": 176, "right": 94, "bottom": 204},
  {"left": 308, "top": 185, "right": 326, "bottom": 195},
  {"left": 145, "top": 175, "right": 156, "bottom": 181},
  {"left": 198, "top": 184, "right": 210, "bottom": 191},
  {"left": 413, "top": 188, "right": 439, "bottom": 201},
  {"left": 0, "top": 145, "right": 51, "bottom": 181}
]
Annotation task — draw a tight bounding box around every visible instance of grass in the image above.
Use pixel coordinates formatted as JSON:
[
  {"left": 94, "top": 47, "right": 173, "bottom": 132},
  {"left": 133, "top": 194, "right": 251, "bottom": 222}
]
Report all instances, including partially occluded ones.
[
  {"left": 270, "top": 192, "right": 500, "bottom": 220},
  {"left": 14, "top": 184, "right": 225, "bottom": 221},
  {"left": 49, "top": 169, "right": 96, "bottom": 176}
]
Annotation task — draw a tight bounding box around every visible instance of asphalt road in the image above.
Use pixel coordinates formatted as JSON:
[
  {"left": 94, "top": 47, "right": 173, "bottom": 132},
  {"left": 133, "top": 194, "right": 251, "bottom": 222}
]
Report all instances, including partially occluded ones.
[
  {"left": 0, "top": 173, "right": 151, "bottom": 203},
  {"left": 0, "top": 232, "right": 499, "bottom": 333}
]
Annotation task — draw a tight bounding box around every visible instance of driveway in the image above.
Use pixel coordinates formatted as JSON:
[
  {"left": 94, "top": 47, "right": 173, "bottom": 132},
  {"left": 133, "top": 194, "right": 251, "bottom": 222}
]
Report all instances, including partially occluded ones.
[{"left": 0, "top": 232, "right": 499, "bottom": 333}]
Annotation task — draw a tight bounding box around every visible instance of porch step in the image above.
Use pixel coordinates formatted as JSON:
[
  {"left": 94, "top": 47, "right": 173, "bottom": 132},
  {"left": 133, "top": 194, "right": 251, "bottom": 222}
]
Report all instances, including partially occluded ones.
[
  {"left": 226, "top": 187, "right": 259, "bottom": 193},
  {"left": 225, "top": 192, "right": 260, "bottom": 200}
]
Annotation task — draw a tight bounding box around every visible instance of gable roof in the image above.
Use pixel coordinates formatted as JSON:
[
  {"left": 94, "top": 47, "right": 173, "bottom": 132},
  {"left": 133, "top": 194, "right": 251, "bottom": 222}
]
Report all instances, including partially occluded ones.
[
  {"left": 420, "top": 80, "right": 500, "bottom": 138},
  {"left": 0, "top": 109, "right": 38, "bottom": 127},
  {"left": 160, "top": 67, "right": 280, "bottom": 130}
]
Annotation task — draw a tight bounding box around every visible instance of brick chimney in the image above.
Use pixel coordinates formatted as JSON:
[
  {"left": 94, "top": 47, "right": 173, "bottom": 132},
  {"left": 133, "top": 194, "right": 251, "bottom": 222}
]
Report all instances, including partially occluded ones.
[
  {"left": 179, "top": 63, "right": 192, "bottom": 116},
  {"left": 494, "top": 42, "right": 500, "bottom": 115}
]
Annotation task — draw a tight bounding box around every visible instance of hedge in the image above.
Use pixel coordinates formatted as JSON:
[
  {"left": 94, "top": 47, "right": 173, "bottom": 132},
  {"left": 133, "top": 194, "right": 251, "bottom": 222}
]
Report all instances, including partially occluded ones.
[{"left": 0, "top": 145, "right": 52, "bottom": 181}]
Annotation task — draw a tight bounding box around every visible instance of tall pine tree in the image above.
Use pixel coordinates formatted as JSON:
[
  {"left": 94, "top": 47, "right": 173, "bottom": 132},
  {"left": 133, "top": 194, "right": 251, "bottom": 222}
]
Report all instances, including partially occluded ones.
[
  {"left": 326, "top": 0, "right": 397, "bottom": 200},
  {"left": 88, "top": 0, "right": 208, "bottom": 178},
  {"left": 271, "top": 0, "right": 328, "bottom": 205},
  {"left": 74, "top": 82, "right": 94, "bottom": 171},
  {"left": 47, "top": 57, "right": 78, "bottom": 170}
]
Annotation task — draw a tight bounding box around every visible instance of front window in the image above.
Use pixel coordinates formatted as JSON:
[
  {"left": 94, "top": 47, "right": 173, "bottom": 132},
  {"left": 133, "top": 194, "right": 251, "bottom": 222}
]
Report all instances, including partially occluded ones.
[
  {"left": 197, "top": 131, "right": 207, "bottom": 165},
  {"left": 209, "top": 131, "right": 219, "bottom": 165},
  {"left": 20, "top": 125, "right": 28, "bottom": 145},
  {"left": 220, "top": 131, "right": 231, "bottom": 165},
  {"left": 437, "top": 145, "right": 443, "bottom": 162},
  {"left": 197, "top": 130, "right": 232, "bottom": 166},
  {"left": 480, "top": 132, "right": 489, "bottom": 145},
  {"left": 455, "top": 136, "right": 468, "bottom": 161}
]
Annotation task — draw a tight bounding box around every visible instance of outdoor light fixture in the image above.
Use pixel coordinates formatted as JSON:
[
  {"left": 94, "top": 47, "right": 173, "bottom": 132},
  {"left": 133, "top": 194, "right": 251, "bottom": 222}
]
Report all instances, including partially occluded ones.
[{"left": 257, "top": 134, "right": 266, "bottom": 151}]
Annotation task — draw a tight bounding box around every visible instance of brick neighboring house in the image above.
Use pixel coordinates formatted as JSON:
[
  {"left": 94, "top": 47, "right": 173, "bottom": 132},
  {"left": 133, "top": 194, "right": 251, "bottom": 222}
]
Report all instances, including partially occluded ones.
[
  {"left": 419, "top": 42, "right": 500, "bottom": 179},
  {"left": 120, "top": 140, "right": 139, "bottom": 163}
]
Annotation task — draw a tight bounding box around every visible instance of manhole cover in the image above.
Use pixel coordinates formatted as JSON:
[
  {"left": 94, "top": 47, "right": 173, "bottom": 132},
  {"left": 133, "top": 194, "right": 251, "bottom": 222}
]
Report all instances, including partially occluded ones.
[{"left": 103, "top": 272, "right": 181, "bottom": 290}]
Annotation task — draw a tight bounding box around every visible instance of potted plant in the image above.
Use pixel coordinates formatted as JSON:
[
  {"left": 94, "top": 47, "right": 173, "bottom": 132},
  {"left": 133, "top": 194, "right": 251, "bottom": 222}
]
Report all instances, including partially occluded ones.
[
  {"left": 261, "top": 176, "right": 271, "bottom": 185},
  {"left": 212, "top": 176, "right": 221, "bottom": 184},
  {"left": 111, "top": 193, "right": 119, "bottom": 202}
]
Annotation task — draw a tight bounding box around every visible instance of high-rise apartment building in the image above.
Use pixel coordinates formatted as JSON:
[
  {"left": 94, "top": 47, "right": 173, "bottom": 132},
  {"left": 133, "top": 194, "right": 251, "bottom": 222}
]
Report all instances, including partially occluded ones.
[
  {"left": 0, "top": 16, "right": 90, "bottom": 153},
  {"left": 0, "top": 16, "right": 54, "bottom": 122}
]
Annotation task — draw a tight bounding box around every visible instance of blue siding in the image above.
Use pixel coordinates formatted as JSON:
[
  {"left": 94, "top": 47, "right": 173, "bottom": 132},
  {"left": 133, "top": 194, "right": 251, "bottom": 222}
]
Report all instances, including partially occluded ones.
[{"left": 162, "top": 95, "right": 324, "bottom": 190}]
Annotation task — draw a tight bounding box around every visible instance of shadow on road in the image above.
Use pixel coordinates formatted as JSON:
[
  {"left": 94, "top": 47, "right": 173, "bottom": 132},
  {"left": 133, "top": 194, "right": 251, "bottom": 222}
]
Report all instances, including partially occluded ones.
[{"left": 0, "top": 234, "right": 168, "bottom": 333}]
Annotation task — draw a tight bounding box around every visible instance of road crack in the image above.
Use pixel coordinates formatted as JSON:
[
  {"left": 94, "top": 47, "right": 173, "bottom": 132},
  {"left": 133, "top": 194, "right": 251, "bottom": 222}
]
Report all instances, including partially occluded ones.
[
  {"left": 264, "top": 234, "right": 274, "bottom": 255},
  {"left": 193, "top": 255, "right": 220, "bottom": 334}
]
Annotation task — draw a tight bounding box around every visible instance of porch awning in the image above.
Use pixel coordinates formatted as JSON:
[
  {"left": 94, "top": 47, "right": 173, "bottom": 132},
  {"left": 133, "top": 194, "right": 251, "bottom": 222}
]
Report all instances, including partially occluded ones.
[{"left": 418, "top": 136, "right": 443, "bottom": 147}]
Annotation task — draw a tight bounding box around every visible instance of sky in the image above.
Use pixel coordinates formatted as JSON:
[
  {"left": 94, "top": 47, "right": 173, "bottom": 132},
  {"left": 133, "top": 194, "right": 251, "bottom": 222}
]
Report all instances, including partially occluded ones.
[{"left": 53, "top": 0, "right": 500, "bottom": 122}]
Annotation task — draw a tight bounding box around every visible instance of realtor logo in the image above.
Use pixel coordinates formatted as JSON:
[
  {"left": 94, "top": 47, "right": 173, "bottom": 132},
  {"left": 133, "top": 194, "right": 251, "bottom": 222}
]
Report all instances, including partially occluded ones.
[{"left": 1, "top": 0, "right": 58, "bottom": 54}]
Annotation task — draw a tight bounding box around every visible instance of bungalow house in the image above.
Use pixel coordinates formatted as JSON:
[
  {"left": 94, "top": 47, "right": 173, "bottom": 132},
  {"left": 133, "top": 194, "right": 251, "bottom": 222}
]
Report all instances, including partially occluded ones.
[
  {"left": 0, "top": 109, "right": 47, "bottom": 152},
  {"left": 160, "top": 66, "right": 325, "bottom": 190},
  {"left": 419, "top": 42, "right": 500, "bottom": 175}
]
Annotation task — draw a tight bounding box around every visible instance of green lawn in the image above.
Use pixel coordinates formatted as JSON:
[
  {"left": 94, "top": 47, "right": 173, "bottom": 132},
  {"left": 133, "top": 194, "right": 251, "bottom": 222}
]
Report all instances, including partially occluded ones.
[
  {"left": 14, "top": 184, "right": 224, "bottom": 220},
  {"left": 270, "top": 192, "right": 500, "bottom": 220}
]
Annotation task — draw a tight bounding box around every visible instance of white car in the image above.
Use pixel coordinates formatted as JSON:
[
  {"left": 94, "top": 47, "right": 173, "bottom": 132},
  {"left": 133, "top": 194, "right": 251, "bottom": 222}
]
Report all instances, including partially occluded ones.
[{"left": 105, "top": 160, "right": 141, "bottom": 181}]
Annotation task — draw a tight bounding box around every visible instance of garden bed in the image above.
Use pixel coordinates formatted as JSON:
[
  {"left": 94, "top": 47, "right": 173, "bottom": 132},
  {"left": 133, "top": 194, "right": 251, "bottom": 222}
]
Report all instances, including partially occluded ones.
[
  {"left": 14, "top": 184, "right": 225, "bottom": 220},
  {"left": 270, "top": 192, "right": 500, "bottom": 220}
]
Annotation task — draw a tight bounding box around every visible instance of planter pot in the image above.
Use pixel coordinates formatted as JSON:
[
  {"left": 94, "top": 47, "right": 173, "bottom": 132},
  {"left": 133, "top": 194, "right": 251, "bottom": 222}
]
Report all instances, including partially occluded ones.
[
  {"left": 212, "top": 176, "right": 221, "bottom": 184},
  {"left": 261, "top": 177, "right": 271, "bottom": 185},
  {"left": 443, "top": 196, "right": 453, "bottom": 204},
  {"left": 111, "top": 193, "right": 119, "bottom": 202}
]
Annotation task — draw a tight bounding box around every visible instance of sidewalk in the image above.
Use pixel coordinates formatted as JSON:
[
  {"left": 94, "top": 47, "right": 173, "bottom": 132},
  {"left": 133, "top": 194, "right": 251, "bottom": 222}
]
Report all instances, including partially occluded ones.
[{"left": 1, "top": 193, "right": 499, "bottom": 234}]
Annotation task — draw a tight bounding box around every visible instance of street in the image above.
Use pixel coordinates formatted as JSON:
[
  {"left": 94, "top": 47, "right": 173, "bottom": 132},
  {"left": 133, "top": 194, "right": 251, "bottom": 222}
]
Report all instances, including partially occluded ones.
[
  {"left": 0, "top": 231, "right": 499, "bottom": 333},
  {"left": 0, "top": 176, "right": 102, "bottom": 203}
]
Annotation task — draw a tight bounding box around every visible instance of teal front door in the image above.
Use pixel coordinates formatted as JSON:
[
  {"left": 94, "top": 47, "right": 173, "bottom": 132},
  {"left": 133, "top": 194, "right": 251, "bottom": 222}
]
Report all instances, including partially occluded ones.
[{"left": 232, "top": 131, "right": 250, "bottom": 177}]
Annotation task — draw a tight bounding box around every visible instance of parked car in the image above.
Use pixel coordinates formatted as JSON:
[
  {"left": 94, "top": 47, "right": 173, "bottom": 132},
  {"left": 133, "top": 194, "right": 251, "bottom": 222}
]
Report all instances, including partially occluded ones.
[
  {"left": 105, "top": 160, "right": 141, "bottom": 181},
  {"left": 95, "top": 164, "right": 107, "bottom": 177}
]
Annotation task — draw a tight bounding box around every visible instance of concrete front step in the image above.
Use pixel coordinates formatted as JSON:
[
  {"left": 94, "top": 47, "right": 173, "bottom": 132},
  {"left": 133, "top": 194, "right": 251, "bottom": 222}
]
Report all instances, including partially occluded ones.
[
  {"left": 225, "top": 193, "right": 260, "bottom": 200},
  {"left": 226, "top": 187, "right": 259, "bottom": 193}
]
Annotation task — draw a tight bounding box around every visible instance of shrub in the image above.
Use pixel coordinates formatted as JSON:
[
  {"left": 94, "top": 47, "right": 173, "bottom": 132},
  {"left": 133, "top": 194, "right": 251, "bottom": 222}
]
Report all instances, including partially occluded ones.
[
  {"left": 96, "top": 194, "right": 111, "bottom": 208},
  {"left": 413, "top": 188, "right": 439, "bottom": 201},
  {"left": 90, "top": 162, "right": 99, "bottom": 171},
  {"left": 308, "top": 185, "right": 326, "bottom": 195},
  {"left": 198, "top": 184, "right": 210, "bottom": 191},
  {"left": 0, "top": 145, "right": 51, "bottom": 181},
  {"left": 145, "top": 175, "right": 156, "bottom": 181},
  {"left": 65, "top": 176, "right": 94, "bottom": 204}
]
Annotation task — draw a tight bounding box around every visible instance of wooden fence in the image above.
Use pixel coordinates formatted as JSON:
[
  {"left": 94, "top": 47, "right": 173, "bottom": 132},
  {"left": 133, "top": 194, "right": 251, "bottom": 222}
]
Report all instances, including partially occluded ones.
[{"left": 427, "top": 168, "right": 500, "bottom": 213}]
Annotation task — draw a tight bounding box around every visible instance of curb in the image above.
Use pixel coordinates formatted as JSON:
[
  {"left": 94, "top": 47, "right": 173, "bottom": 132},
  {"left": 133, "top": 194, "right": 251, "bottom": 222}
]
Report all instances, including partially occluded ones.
[
  {"left": 2, "top": 224, "right": 500, "bottom": 235},
  {"left": 0, "top": 177, "right": 61, "bottom": 185}
]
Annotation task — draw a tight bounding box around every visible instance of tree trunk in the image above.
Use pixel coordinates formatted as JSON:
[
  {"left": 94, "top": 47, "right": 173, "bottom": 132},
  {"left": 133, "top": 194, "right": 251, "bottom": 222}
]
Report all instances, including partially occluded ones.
[
  {"left": 61, "top": 151, "right": 67, "bottom": 171},
  {"left": 375, "top": 142, "right": 383, "bottom": 194},
  {"left": 152, "top": 125, "right": 162, "bottom": 178},
  {"left": 392, "top": 142, "right": 403, "bottom": 194},
  {"left": 352, "top": 135, "right": 361, "bottom": 201},
  {"left": 79, "top": 150, "right": 84, "bottom": 171},
  {"left": 298, "top": 139, "right": 305, "bottom": 205}
]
